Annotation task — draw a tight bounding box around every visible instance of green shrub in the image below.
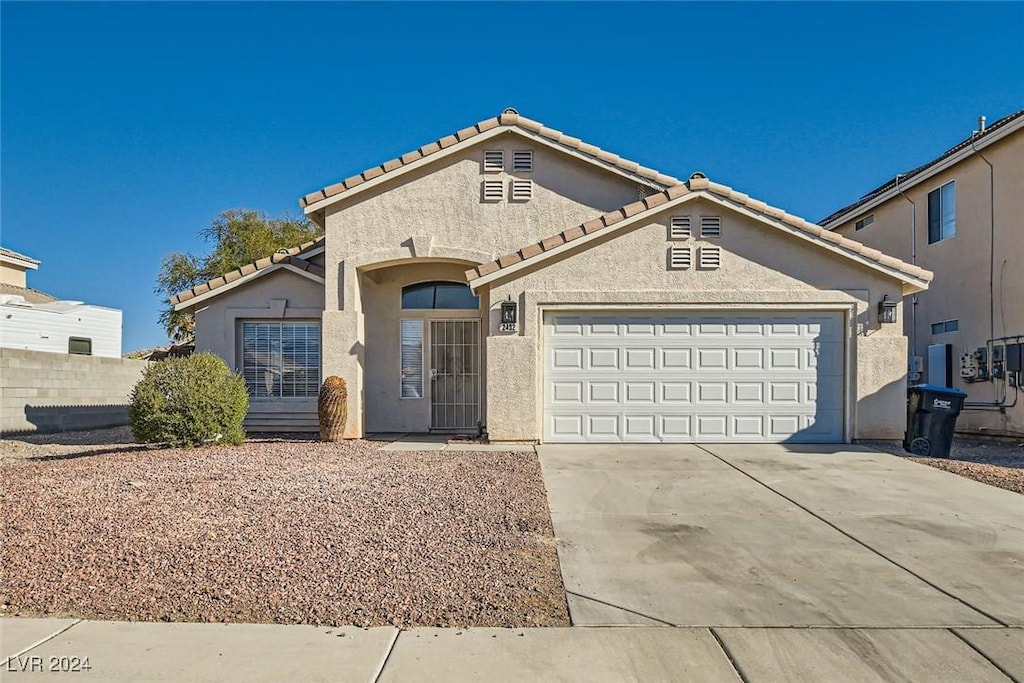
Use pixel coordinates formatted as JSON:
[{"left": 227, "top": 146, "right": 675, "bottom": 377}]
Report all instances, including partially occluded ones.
[{"left": 129, "top": 352, "right": 248, "bottom": 447}]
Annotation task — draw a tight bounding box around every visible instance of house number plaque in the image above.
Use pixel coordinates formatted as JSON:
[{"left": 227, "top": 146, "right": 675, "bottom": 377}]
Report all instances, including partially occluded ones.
[{"left": 499, "top": 300, "right": 518, "bottom": 333}]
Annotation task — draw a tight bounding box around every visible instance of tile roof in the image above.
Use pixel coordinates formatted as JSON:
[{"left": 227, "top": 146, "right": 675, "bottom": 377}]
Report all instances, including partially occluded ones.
[
  {"left": 298, "top": 109, "right": 680, "bottom": 210},
  {"left": 820, "top": 109, "right": 1024, "bottom": 226},
  {"left": 0, "top": 282, "right": 57, "bottom": 304},
  {"left": 0, "top": 246, "right": 40, "bottom": 267},
  {"left": 170, "top": 237, "right": 325, "bottom": 306},
  {"left": 465, "top": 175, "right": 933, "bottom": 286}
]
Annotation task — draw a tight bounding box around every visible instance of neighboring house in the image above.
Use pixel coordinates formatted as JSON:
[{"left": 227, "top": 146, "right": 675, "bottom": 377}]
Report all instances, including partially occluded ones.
[
  {"left": 172, "top": 110, "right": 931, "bottom": 442},
  {"left": 0, "top": 247, "right": 123, "bottom": 358},
  {"left": 822, "top": 110, "right": 1023, "bottom": 437}
]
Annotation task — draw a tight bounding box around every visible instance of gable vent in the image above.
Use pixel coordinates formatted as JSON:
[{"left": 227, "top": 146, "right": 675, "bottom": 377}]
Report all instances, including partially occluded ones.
[
  {"left": 700, "top": 216, "right": 722, "bottom": 238},
  {"left": 669, "top": 216, "right": 692, "bottom": 240},
  {"left": 512, "top": 150, "right": 533, "bottom": 172},
  {"left": 482, "top": 179, "right": 504, "bottom": 202},
  {"left": 510, "top": 179, "right": 533, "bottom": 201},
  {"left": 669, "top": 246, "right": 692, "bottom": 270},
  {"left": 483, "top": 150, "right": 504, "bottom": 173},
  {"left": 699, "top": 246, "right": 722, "bottom": 269}
]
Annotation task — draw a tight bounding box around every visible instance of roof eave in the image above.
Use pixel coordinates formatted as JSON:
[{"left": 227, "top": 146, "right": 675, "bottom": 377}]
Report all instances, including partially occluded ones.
[{"left": 821, "top": 114, "right": 1024, "bottom": 229}]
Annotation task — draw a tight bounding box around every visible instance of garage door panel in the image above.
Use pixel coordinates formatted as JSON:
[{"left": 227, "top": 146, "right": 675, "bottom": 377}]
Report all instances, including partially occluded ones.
[{"left": 544, "top": 312, "right": 845, "bottom": 443}]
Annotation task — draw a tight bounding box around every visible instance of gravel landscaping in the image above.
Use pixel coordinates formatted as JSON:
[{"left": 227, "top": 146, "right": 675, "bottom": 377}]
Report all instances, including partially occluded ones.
[
  {"left": 0, "top": 431, "right": 569, "bottom": 628},
  {"left": 862, "top": 437, "right": 1024, "bottom": 495}
]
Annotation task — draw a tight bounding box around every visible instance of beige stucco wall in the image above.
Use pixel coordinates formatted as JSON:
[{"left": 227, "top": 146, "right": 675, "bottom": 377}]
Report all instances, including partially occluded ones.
[
  {"left": 320, "top": 135, "right": 650, "bottom": 437},
  {"left": 834, "top": 129, "right": 1023, "bottom": 436},
  {"left": 480, "top": 197, "right": 910, "bottom": 442},
  {"left": 0, "top": 262, "right": 29, "bottom": 287},
  {"left": 193, "top": 268, "right": 325, "bottom": 430}
]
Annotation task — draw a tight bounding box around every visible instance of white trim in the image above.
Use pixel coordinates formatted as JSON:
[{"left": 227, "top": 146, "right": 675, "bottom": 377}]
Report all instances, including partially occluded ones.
[
  {"left": 0, "top": 253, "right": 39, "bottom": 270},
  {"left": 468, "top": 191, "right": 930, "bottom": 293},
  {"left": 173, "top": 263, "right": 325, "bottom": 312},
  {"left": 301, "top": 127, "right": 677, "bottom": 215},
  {"left": 821, "top": 115, "right": 1024, "bottom": 229}
]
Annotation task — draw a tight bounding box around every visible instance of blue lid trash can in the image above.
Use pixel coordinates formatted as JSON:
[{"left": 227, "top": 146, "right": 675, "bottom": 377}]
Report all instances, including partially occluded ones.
[{"left": 904, "top": 384, "right": 967, "bottom": 458}]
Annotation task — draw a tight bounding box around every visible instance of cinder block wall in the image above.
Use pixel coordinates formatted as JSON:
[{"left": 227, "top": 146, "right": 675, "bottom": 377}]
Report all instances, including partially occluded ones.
[{"left": 1, "top": 348, "right": 149, "bottom": 434}]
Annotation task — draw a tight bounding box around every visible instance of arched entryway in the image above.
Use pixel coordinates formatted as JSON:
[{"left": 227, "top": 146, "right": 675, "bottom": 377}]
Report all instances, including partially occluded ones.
[{"left": 358, "top": 260, "right": 487, "bottom": 433}]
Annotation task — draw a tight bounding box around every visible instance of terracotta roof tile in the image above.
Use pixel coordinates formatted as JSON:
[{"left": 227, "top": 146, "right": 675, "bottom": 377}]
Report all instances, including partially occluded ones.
[
  {"left": 464, "top": 177, "right": 933, "bottom": 286},
  {"left": 299, "top": 110, "right": 680, "bottom": 210},
  {"left": 497, "top": 252, "right": 522, "bottom": 268},
  {"left": 171, "top": 237, "right": 325, "bottom": 306}
]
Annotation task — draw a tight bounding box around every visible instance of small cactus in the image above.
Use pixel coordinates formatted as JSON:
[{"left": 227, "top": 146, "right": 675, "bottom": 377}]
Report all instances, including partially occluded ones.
[{"left": 318, "top": 376, "right": 348, "bottom": 441}]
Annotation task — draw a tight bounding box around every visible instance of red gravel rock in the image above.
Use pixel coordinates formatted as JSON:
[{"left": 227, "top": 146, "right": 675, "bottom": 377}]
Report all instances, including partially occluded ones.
[{"left": 0, "top": 436, "right": 569, "bottom": 628}]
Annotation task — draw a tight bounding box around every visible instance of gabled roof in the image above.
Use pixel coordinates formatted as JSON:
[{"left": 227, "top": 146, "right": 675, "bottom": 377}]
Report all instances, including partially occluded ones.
[
  {"left": 465, "top": 175, "right": 933, "bottom": 294},
  {"left": 298, "top": 109, "right": 680, "bottom": 219},
  {"left": 0, "top": 246, "right": 40, "bottom": 270},
  {"left": 820, "top": 109, "right": 1024, "bottom": 227},
  {"left": 170, "top": 237, "right": 325, "bottom": 310}
]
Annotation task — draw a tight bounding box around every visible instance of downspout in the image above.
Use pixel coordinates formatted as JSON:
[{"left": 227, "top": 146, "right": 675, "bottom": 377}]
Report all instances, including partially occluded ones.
[
  {"left": 895, "top": 174, "right": 917, "bottom": 357},
  {"left": 962, "top": 133, "right": 1011, "bottom": 409}
]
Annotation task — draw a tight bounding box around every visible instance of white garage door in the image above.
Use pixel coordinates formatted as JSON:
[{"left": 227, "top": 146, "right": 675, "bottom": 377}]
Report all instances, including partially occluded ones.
[{"left": 543, "top": 312, "right": 845, "bottom": 443}]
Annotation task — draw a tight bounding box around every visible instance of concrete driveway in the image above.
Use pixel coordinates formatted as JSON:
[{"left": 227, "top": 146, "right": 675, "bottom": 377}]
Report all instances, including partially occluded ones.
[{"left": 539, "top": 443, "right": 1023, "bottom": 680}]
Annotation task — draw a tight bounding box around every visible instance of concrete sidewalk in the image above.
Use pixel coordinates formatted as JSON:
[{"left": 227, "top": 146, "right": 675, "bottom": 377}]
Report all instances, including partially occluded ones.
[{"left": 3, "top": 618, "right": 1020, "bottom": 682}]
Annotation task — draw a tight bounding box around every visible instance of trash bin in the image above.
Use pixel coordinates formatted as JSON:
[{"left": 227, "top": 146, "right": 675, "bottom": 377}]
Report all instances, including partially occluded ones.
[{"left": 904, "top": 384, "right": 967, "bottom": 458}]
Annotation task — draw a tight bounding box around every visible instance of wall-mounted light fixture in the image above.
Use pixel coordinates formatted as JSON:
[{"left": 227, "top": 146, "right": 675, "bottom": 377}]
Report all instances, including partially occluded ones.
[
  {"left": 878, "top": 295, "right": 898, "bottom": 324},
  {"left": 499, "top": 297, "right": 518, "bottom": 333}
]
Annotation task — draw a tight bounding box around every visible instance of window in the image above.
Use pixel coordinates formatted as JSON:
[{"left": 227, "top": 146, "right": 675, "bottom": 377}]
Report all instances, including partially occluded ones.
[
  {"left": 928, "top": 181, "right": 956, "bottom": 243},
  {"left": 400, "top": 319, "right": 423, "bottom": 399},
  {"left": 512, "top": 150, "right": 533, "bottom": 172},
  {"left": 668, "top": 216, "right": 691, "bottom": 240},
  {"left": 401, "top": 281, "right": 479, "bottom": 310},
  {"left": 482, "top": 179, "right": 504, "bottom": 202},
  {"left": 930, "top": 319, "right": 959, "bottom": 335},
  {"left": 699, "top": 216, "right": 722, "bottom": 238},
  {"left": 855, "top": 214, "right": 875, "bottom": 231},
  {"left": 482, "top": 150, "right": 504, "bottom": 173},
  {"left": 68, "top": 337, "right": 92, "bottom": 355},
  {"left": 242, "top": 322, "right": 320, "bottom": 398},
  {"left": 510, "top": 179, "right": 533, "bottom": 201}
]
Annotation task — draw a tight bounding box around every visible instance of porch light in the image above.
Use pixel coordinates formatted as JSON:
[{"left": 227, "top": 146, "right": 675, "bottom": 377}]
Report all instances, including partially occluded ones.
[
  {"left": 878, "top": 295, "right": 898, "bottom": 324},
  {"left": 499, "top": 298, "right": 518, "bottom": 333}
]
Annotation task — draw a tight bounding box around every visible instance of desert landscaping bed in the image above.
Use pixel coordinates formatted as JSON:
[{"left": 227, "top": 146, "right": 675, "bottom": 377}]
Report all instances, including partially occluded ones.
[{"left": 0, "top": 431, "right": 569, "bottom": 628}]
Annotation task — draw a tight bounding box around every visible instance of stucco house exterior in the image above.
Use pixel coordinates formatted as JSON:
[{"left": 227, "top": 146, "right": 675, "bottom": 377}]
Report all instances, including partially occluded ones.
[
  {"left": 172, "top": 110, "right": 932, "bottom": 442},
  {"left": 822, "top": 110, "right": 1023, "bottom": 437}
]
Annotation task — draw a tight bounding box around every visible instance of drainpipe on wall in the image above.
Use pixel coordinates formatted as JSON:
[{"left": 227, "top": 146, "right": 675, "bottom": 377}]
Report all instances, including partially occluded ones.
[{"left": 895, "top": 174, "right": 917, "bottom": 357}]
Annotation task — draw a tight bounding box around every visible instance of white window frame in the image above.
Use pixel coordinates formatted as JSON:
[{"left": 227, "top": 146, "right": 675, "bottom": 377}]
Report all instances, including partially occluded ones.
[
  {"left": 241, "top": 321, "right": 321, "bottom": 400},
  {"left": 400, "top": 319, "right": 424, "bottom": 399}
]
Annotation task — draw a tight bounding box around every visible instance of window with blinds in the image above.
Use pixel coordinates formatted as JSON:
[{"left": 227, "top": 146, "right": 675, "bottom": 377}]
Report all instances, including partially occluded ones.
[
  {"left": 400, "top": 319, "right": 424, "bottom": 399},
  {"left": 242, "top": 322, "right": 321, "bottom": 399}
]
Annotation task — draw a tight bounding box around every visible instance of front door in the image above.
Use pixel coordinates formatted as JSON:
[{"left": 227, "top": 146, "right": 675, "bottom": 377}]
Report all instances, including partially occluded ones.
[{"left": 430, "top": 319, "right": 481, "bottom": 431}]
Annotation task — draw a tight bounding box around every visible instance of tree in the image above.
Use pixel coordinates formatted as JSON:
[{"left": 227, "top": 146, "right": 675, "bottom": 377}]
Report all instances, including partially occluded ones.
[{"left": 156, "top": 209, "right": 323, "bottom": 342}]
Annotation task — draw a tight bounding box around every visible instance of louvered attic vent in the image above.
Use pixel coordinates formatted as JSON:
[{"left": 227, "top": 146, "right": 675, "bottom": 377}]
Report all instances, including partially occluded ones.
[
  {"left": 510, "top": 179, "right": 533, "bottom": 201},
  {"left": 483, "top": 150, "right": 504, "bottom": 173},
  {"left": 669, "top": 216, "right": 692, "bottom": 240},
  {"left": 512, "top": 150, "right": 533, "bottom": 172},
  {"left": 669, "top": 246, "right": 692, "bottom": 269},
  {"left": 482, "top": 179, "right": 504, "bottom": 202},
  {"left": 700, "top": 216, "right": 722, "bottom": 238},
  {"left": 699, "top": 246, "right": 722, "bottom": 269}
]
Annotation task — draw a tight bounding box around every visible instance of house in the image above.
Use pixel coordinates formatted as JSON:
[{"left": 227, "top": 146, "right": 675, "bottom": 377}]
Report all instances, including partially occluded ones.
[
  {"left": 0, "top": 247, "right": 123, "bottom": 358},
  {"left": 172, "top": 110, "right": 931, "bottom": 442},
  {"left": 822, "top": 110, "right": 1023, "bottom": 437}
]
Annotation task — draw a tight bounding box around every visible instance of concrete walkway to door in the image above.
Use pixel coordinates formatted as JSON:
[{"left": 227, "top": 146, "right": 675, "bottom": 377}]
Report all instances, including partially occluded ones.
[{"left": 539, "top": 443, "right": 1023, "bottom": 680}]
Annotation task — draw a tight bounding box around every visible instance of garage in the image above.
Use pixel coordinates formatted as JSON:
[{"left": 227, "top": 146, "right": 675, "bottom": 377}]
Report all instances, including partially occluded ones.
[{"left": 543, "top": 311, "right": 845, "bottom": 443}]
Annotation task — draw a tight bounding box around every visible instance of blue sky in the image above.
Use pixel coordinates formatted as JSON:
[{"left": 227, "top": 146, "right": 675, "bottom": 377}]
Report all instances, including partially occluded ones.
[{"left": 3, "top": 2, "right": 1022, "bottom": 351}]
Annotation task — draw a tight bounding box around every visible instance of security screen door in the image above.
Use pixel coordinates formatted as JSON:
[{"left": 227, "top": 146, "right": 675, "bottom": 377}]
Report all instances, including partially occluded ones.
[{"left": 430, "top": 319, "right": 481, "bottom": 430}]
